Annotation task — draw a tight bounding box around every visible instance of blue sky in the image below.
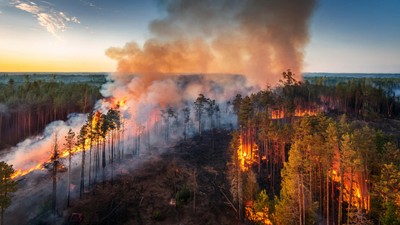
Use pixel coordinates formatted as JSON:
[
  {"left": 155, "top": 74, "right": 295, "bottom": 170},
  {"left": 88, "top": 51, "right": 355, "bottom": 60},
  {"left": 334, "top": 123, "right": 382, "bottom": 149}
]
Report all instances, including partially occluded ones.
[
  {"left": 0, "top": 0, "right": 399, "bottom": 72},
  {"left": 306, "top": 0, "right": 400, "bottom": 72}
]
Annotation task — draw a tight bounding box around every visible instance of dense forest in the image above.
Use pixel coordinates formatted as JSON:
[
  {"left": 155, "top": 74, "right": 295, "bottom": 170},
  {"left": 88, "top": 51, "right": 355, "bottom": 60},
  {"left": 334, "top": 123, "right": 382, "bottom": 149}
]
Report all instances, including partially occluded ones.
[
  {"left": 2, "top": 72, "right": 400, "bottom": 224},
  {"left": 0, "top": 75, "right": 103, "bottom": 149},
  {"left": 59, "top": 71, "right": 400, "bottom": 225},
  {"left": 226, "top": 71, "right": 400, "bottom": 224}
]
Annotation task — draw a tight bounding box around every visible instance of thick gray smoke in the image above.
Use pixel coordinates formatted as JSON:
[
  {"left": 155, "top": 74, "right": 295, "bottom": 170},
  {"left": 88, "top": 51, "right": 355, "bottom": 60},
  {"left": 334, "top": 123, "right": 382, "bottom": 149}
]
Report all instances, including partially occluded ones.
[
  {"left": 106, "top": 0, "right": 316, "bottom": 85},
  {"left": 1, "top": 1, "right": 316, "bottom": 223}
]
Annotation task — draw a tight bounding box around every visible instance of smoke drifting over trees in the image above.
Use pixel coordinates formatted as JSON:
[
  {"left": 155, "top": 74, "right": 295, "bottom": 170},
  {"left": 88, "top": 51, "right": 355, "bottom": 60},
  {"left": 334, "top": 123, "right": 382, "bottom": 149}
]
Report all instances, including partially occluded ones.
[
  {"left": 106, "top": 0, "right": 316, "bottom": 85},
  {"left": 0, "top": 1, "right": 321, "bottom": 223}
]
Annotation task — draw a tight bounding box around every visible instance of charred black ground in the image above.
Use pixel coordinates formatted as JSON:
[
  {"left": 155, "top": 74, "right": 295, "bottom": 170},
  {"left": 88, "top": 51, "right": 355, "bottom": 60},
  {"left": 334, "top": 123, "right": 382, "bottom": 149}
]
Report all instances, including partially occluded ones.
[{"left": 66, "top": 130, "right": 236, "bottom": 225}]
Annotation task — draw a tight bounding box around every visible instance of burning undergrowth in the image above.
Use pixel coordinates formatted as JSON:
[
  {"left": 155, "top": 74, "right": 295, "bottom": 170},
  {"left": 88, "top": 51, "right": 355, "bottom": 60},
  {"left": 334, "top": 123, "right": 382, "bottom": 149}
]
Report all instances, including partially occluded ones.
[
  {"left": 2, "top": 74, "right": 251, "bottom": 179},
  {"left": 1, "top": 0, "right": 317, "bottom": 222},
  {"left": 1, "top": 73, "right": 254, "bottom": 224}
]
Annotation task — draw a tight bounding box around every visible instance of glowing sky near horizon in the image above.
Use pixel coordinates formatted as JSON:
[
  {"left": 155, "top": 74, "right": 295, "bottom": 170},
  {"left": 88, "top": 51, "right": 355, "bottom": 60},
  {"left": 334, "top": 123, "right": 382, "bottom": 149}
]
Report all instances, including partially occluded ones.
[{"left": 0, "top": 0, "right": 399, "bottom": 73}]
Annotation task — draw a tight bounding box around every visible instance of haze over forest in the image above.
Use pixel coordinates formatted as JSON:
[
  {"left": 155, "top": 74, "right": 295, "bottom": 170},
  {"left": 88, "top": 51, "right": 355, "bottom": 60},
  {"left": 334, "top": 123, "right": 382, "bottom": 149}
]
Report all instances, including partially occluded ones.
[{"left": 0, "top": 0, "right": 400, "bottom": 225}]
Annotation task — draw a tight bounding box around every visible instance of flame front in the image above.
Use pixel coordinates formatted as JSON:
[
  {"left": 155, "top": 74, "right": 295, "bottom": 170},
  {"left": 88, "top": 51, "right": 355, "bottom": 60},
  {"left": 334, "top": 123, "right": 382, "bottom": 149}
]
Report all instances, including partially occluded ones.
[
  {"left": 10, "top": 97, "right": 127, "bottom": 179},
  {"left": 271, "top": 107, "right": 320, "bottom": 119},
  {"left": 237, "top": 135, "right": 258, "bottom": 171},
  {"left": 11, "top": 163, "right": 44, "bottom": 179},
  {"left": 271, "top": 109, "right": 285, "bottom": 120}
]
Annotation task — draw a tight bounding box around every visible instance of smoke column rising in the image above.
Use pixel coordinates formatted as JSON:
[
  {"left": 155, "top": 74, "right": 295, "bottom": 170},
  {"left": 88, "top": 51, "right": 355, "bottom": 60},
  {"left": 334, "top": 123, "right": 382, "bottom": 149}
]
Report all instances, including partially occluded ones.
[
  {"left": 1, "top": 1, "right": 317, "bottom": 222},
  {"left": 0, "top": 0, "right": 318, "bottom": 184},
  {"left": 106, "top": 0, "right": 316, "bottom": 85}
]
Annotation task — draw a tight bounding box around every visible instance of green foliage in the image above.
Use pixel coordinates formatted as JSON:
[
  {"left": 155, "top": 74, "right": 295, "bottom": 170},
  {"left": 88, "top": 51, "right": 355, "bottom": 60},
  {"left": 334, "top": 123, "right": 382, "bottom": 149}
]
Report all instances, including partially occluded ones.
[
  {"left": 245, "top": 190, "right": 273, "bottom": 225},
  {"left": 381, "top": 201, "right": 400, "bottom": 225},
  {"left": 151, "top": 210, "right": 165, "bottom": 221},
  {"left": 0, "top": 79, "right": 101, "bottom": 112},
  {"left": 243, "top": 170, "right": 259, "bottom": 201},
  {"left": 230, "top": 71, "right": 400, "bottom": 225},
  {"left": 375, "top": 163, "right": 400, "bottom": 222},
  {"left": 0, "top": 161, "right": 17, "bottom": 216},
  {"left": 239, "top": 96, "right": 253, "bottom": 125},
  {"left": 175, "top": 185, "right": 191, "bottom": 207}
]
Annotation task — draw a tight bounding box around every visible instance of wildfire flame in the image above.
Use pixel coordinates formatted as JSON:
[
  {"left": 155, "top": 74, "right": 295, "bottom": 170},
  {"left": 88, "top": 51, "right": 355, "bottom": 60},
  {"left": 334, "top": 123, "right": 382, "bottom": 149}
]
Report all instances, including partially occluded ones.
[
  {"left": 11, "top": 163, "right": 44, "bottom": 179},
  {"left": 114, "top": 98, "right": 127, "bottom": 110},
  {"left": 271, "top": 109, "right": 285, "bottom": 120},
  {"left": 11, "top": 135, "right": 92, "bottom": 180},
  {"left": 237, "top": 136, "right": 259, "bottom": 171},
  {"left": 330, "top": 169, "right": 369, "bottom": 211},
  {"left": 10, "top": 98, "right": 127, "bottom": 180},
  {"left": 294, "top": 108, "right": 318, "bottom": 117},
  {"left": 271, "top": 107, "right": 319, "bottom": 119}
]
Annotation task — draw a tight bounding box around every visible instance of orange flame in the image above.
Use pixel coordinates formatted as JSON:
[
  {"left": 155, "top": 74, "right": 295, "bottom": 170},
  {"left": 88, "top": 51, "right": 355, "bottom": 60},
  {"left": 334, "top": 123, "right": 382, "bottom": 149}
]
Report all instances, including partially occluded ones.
[
  {"left": 237, "top": 136, "right": 259, "bottom": 171},
  {"left": 115, "top": 99, "right": 127, "bottom": 109},
  {"left": 271, "top": 107, "right": 319, "bottom": 119},
  {"left": 11, "top": 98, "right": 128, "bottom": 179},
  {"left": 294, "top": 108, "right": 318, "bottom": 117},
  {"left": 271, "top": 109, "right": 284, "bottom": 120},
  {"left": 11, "top": 163, "right": 44, "bottom": 179},
  {"left": 330, "top": 168, "right": 369, "bottom": 211}
]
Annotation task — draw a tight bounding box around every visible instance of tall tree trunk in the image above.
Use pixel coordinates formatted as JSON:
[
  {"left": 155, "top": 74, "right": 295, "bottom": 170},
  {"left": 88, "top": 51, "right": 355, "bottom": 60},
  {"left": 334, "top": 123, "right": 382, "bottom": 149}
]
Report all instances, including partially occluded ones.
[
  {"left": 198, "top": 112, "right": 202, "bottom": 137},
  {"left": 298, "top": 173, "right": 303, "bottom": 225},
  {"left": 348, "top": 170, "right": 353, "bottom": 225},
  {"left": 302, "top": 174, "right": 306, "bottom": 225},
  {"left": 102, "top": 140, "right": 106, "bottom": 186},
  {"left": 53, "top": 163, "right": 57, "bottom": 216},
  {"left": 67, "top": 154, "right": 71, "bottom": 207},
  {"left": 88, "top": 142, "right": 92, "bottom": 189},
  {"left": 326, "top": 170, "right": 329, "bottom": 225},
  {"left": 80, "top": 149, "right": 85, "bottom": 199},
  {"left": 338, "top": 167, "right": 344, "bottom": 225}
]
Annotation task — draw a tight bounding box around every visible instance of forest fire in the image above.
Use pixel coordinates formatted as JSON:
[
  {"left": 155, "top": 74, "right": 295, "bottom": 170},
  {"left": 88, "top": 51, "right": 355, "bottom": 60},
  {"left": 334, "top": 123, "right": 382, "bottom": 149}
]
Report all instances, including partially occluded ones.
[
  {"left": 237, "top": 136, "right": 259, "bottom": 171},
  {"left": 294, "top": 108, "right": 319, "bottom": 117},
  {"left": 11, "top": 163, "right": 44, "bottom": 179},
  {"left": 271, "top": 109, "right": 285, "bottom": 120},
  {"left": 237, "top": 144, "right": 248, "bottom": 171},
  {"left": 330, "top": 168, "right": 370, "bottom": 212},
  {"left": 112, "top": 98, "right": 127, "bottom": 110},
  {"left": 271, "top": 107, "right": 320, "bottom": 119},
  {"left": 10, "top": 97, "right": 129, "bottom": 180},
  {"left": 11, "top": 135, "right": 88, "bottom": 179}
]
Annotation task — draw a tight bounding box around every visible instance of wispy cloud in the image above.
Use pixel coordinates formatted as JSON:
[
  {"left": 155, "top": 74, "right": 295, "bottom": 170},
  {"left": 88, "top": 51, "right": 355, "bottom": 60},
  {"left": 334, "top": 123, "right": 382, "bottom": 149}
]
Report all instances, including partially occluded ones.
[
  {"left": 79, "top": 0, "right": 102, "bottom": 11},
  {"left": 80, "top": 0, "right": 95, "bottom": 8},
  {"left": 11, "top": 0, "right": 80, "bottom": 38}
]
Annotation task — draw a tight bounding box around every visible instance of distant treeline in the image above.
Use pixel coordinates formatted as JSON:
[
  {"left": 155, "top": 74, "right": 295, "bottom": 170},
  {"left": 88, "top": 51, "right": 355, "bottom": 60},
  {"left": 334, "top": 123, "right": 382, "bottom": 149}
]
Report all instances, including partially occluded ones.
[
  {"left": 0, "top": 77, "right": 103, "bottom": 149},
  {"left": 302, "top": 77, "right": 400, "bottom": 119},
  {"left": 0, "top": 73, "right": 107, "bottom": 85},
  {"left": 304, "top": 75, "right": 400, "bottom": 93}
]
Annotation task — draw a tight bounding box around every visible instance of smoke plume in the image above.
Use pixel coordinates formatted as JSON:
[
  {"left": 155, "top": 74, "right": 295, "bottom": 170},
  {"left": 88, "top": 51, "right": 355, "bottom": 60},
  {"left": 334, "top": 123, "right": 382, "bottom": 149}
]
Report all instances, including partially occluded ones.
[
  {"left": 1, "top": 1, "right": 316, "bottom": 222},
  {"left": 106, "top": 0, "right": 316, "bottom": 85}
]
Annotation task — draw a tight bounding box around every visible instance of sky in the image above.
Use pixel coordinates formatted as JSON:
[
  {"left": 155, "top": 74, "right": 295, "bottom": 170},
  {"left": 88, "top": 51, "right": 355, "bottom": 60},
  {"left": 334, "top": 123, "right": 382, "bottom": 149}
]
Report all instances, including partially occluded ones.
[{"left": 0, "top": 0, "right": 399, "bottom": 73}]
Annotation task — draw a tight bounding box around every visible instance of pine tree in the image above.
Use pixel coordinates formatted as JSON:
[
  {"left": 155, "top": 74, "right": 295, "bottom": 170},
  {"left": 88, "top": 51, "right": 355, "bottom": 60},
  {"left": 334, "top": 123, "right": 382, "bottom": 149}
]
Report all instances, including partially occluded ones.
[
  {"left": 50, "top": 134, "right": 60, "bottom": 216},
  {"left": 182, "top": 107, "right": 190, "bottom": 141},
  {"left": 77, "top": 124, "right": 87, "bottom": 199},
  {"left": 194, "top": 94, "right": 208, "bottom": 137},
  {"left": 0, "top": 162, "right": 17, "bottom": 225},
  {"left": 64, "top": 128, "right": 75, "bottom": 207}
]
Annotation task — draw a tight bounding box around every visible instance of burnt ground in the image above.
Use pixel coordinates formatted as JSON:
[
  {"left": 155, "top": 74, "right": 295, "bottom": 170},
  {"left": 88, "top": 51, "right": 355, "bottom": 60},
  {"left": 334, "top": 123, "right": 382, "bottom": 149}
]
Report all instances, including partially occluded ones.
[{"left": 67, "top": 130, "right": 238, "bottom": 225}]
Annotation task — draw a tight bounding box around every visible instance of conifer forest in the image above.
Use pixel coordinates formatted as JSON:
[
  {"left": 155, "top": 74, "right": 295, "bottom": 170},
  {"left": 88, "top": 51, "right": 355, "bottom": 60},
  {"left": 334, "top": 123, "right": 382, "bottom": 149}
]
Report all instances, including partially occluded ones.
[{"left": 1, "top": 72, "right": 400, "bottom": 225}]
